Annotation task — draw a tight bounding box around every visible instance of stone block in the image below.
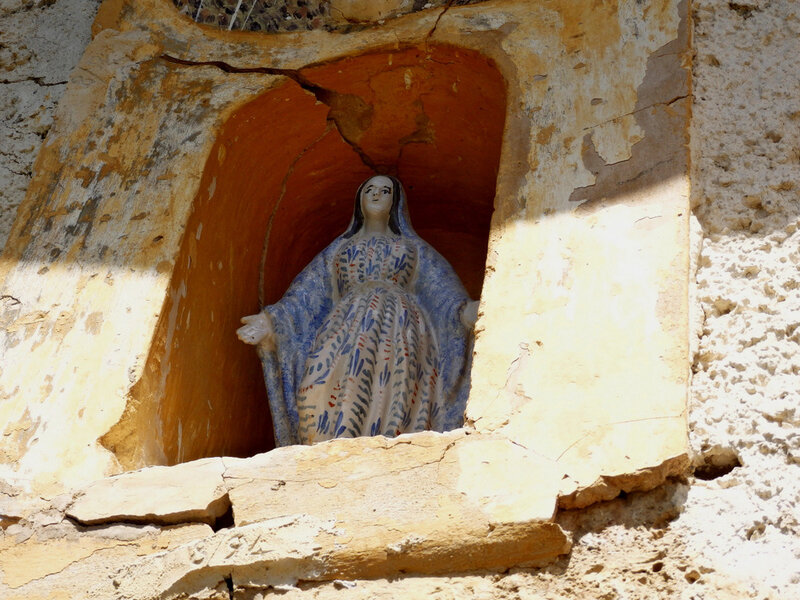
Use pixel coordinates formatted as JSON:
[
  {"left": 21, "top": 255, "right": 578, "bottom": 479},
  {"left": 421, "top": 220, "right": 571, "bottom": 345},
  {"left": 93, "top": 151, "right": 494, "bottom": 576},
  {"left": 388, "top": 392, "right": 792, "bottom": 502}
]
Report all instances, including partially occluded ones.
[
  {"left": 66, "top": 457, "right": 229, "bottom": 526},
  {"left": 225, "top": 432, "right": 568, "bottom": 572}
]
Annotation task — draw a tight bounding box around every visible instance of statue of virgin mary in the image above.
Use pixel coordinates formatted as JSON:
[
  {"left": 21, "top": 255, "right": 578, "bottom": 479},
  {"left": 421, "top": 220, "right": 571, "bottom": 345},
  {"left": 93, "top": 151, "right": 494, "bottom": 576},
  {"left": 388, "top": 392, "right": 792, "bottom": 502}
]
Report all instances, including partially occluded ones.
[{"left": 237, "top": 175, "right": 478, "bottom": 446}]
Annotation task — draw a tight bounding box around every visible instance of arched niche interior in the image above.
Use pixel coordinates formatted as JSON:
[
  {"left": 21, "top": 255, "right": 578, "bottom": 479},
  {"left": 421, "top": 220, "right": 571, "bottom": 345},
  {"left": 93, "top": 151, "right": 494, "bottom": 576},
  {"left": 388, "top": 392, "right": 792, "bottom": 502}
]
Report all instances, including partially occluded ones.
[{"left": 103, "top": 43, "right": 506, "bottom": 469}]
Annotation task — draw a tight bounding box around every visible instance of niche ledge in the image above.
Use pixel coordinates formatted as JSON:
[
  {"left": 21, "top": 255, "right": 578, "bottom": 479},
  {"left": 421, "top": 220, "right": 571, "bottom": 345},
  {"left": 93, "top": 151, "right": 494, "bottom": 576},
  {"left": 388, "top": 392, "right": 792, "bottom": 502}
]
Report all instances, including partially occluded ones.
[{"left": 67, "top": 431, "right": 570, "bottom": 594}]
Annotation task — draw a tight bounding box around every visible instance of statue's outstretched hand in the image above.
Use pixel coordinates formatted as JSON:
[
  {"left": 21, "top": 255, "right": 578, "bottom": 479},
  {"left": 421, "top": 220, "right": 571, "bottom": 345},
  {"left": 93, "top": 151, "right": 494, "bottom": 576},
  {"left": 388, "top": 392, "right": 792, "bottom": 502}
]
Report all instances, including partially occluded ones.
[
  {"left": 237, "top": 312, "right": 276, "bottom": 351},
  {"left": 460, "top": 300, "right": 480, "bottom": 331}
]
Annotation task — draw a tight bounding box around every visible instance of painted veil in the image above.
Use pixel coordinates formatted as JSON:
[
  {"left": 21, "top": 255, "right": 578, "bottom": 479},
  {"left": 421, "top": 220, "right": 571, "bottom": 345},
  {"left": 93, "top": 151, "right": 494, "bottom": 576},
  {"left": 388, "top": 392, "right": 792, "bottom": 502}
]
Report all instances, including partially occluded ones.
[{"left": 258, "top": 176, "right": 474, "bottom": 446}]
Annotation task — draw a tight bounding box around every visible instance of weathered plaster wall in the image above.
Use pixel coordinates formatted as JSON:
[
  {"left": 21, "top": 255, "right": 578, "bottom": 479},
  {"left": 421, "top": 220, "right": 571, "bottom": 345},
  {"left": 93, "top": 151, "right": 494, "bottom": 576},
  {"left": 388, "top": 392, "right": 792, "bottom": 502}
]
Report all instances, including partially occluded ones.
[
  {"left": 0, "top": 0, "right": 691, "bottom": 595},
  {"left": 0, "top": 0, "right": 688, "bottom": 504},
  {"left": 0, "top": 0, "right": 102, "bottom": 250}
]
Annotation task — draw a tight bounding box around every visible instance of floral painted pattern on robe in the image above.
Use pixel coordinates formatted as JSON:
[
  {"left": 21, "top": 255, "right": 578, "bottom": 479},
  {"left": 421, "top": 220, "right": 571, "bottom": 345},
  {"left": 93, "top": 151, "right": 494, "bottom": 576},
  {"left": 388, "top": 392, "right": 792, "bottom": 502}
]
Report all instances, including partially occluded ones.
[{"left": 295, "top": 235, "right": 439, "bottom": 443}]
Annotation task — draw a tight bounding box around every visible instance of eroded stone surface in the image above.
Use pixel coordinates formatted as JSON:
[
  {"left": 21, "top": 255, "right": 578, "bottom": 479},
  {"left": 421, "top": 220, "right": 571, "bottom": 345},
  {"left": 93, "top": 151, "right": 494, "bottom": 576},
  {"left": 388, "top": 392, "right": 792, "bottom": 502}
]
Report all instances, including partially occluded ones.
[
  {"left": 0, "top": 480, "right": 48, "bottom": 526},
  {"left": 683, "top": 0, "right": 800, "bottom": 593},
  {"left": 111, "top": 514, "right": 565, "bottom": 599},
  {"left": 461, "top": 0, "right": 691, "bottom": 507}
]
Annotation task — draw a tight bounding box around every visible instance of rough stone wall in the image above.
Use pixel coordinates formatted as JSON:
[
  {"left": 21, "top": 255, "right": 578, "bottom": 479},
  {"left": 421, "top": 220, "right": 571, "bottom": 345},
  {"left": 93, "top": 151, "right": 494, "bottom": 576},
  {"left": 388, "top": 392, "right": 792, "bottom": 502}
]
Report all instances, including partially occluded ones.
[
  {"left": 687, "top": 0, "right": 800, "bottom": 592},
  {"left": 0, "top": 1, "right": 797, "bottom": 599},
  {"left": 0, "top": 0, "right": 101, "bottom": 250}
]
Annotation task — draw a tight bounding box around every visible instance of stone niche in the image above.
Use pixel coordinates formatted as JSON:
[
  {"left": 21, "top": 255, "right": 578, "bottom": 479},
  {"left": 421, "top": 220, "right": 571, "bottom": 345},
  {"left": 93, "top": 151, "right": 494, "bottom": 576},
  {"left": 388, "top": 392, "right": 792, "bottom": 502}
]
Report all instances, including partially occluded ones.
[
  {"left": 101, "top": 43, "right": 506, "bottom": 469},
  {"left": 0, "top": 0, "right": 691, "bottom": 594}
]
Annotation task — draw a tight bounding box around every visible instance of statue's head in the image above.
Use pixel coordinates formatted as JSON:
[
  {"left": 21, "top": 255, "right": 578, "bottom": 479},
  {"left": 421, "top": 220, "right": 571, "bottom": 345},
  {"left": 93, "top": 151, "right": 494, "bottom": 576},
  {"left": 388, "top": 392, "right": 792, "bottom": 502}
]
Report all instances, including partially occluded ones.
[
  {"left": 360, "top": 175, "right": 394, "bottom": 221},
  {"left": 344, "top": 175, "right": 404, "bottom": 238}
]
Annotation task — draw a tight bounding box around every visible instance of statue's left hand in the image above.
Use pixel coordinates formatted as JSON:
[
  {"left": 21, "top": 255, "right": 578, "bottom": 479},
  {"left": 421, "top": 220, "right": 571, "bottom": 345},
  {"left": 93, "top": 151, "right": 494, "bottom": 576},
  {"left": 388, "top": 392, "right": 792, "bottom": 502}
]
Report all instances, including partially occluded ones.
[{"left": 460, "top": 300, "right": 480, "bottom": 331}]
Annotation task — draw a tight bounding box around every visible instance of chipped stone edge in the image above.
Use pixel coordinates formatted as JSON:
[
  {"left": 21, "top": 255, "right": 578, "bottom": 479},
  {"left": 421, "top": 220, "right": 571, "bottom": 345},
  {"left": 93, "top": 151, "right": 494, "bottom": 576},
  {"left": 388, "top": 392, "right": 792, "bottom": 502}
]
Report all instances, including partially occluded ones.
[{"left": 557, "top": 452, "right": 691, "bottom": 510}]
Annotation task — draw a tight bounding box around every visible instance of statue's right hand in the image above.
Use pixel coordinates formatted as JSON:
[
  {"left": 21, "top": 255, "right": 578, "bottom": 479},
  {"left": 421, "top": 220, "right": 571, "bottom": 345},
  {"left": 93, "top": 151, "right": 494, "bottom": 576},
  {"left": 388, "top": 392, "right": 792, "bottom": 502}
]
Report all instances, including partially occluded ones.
[{"left": 237, "top": 313, "right": 275, "bottom": 350}]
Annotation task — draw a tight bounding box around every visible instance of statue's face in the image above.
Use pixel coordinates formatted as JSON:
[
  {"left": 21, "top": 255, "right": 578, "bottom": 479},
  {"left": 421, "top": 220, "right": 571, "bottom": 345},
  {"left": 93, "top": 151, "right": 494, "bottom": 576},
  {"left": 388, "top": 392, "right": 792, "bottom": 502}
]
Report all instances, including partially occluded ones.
[{"left": 361, "top": 176, "right": 394, "bottom": 220}]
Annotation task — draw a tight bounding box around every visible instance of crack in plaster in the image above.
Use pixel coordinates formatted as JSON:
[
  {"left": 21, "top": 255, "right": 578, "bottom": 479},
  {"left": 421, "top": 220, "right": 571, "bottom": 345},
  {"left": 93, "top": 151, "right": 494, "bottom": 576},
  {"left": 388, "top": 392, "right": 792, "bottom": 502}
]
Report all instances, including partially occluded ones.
[
  {"left": 0, "top": 76, "right": 67, "bottom": 87},
  {"left": 425, "top": 0, "right": 455, "bottom": 41},
  {"left": 433, "top": 437, "right": 464, "bottom": 485},
  {"left": 159, "top": 54, "right": 380, "bottom": 172},
  {"left": 554, "top": 414, "right": 687, "bottom": 463},
  {"left": 1, "top": 166, "right": 30, "bottom": 177},
  {"left": 580, "top": 94, "right": 690, "bottom": 133},
  {"left": 222, "top": 439, "right": 460, "bottom": 489},
  {"left": 615, "top": 157, "right": 675, "bottom": 187}
]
